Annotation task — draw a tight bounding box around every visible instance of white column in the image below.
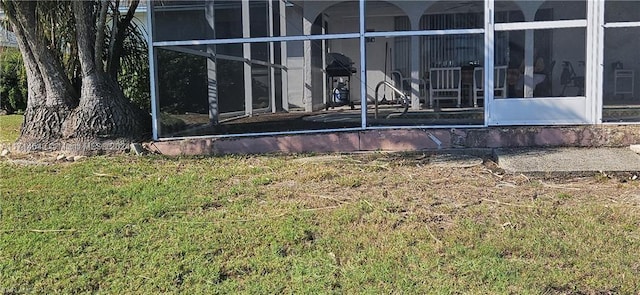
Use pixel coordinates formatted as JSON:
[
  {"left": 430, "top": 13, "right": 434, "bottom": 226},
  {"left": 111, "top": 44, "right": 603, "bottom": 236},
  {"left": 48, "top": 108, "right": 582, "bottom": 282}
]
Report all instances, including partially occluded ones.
[
  {"left": 280, "top": 0, "right": 289, "bottom": 111},
  {"left": 268, "top": 0, "right": 276, "bottom": 113},
  {"left": 359, "top": 0, "right": 367, "bottom": 128},
  {"left": 242, "top": 0, "right": 253, "bottom": 115},
  {"left": 408, "top": 15, "right": 422, "bottom": 110},
  {"left": 523, "top": 29, "right": 534, "bottom": 98},
  {"left": 303, "top": 15, "right": 313, "bottom": 112},
  {"left": 410, "top": 35, "right": 421, "bottom": 110}
]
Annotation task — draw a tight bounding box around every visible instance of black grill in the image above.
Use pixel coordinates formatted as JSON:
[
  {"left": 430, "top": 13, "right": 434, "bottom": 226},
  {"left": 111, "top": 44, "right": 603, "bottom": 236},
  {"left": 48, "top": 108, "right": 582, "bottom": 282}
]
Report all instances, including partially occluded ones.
[
  {"left": 325, "top": 53, "right": 356, "bottom": 110},
  {"left": 326, "top": 53, "right": 357, "bottom": 77}
]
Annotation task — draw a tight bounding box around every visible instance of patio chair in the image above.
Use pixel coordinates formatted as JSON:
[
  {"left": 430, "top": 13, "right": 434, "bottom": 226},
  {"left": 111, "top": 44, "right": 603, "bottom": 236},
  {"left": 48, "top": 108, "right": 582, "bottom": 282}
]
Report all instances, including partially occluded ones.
[
  {"left": 391, "top": 70, "right": 428, "bottom": 103},
  {"left": 429, "top": 67, "right": 462, "bottom": 108},
  {"left": 614, "top": 69, "right": 634, "bottom": 99},
  {"left": 472, "top": 66, "right": 508, "bottom": 107}
]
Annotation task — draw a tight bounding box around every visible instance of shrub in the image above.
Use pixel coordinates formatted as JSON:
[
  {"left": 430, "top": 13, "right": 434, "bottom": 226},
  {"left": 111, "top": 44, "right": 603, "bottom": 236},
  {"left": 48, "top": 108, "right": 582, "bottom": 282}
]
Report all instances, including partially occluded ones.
[{"left": 0, "top": 47, "right": 27, "bottom": 113}]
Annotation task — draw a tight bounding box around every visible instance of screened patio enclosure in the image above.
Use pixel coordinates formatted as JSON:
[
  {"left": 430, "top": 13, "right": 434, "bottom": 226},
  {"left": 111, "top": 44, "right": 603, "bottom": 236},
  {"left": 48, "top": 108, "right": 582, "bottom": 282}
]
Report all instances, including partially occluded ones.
[{"left": 149, "top": 0, "right": 640, "bottom": 140}]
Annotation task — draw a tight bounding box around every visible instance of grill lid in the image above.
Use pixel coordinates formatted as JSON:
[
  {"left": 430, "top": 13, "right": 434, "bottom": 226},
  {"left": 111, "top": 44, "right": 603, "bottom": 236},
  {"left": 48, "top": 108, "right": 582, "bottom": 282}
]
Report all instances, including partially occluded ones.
[{"left": 326, "top": 53, "right": 357, "bottom": 76}]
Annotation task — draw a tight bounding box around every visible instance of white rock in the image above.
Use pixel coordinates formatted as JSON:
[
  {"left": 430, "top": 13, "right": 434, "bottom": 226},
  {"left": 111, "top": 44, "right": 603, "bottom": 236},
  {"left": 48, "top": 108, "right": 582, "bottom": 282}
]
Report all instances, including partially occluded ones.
[
  {"left": 0, "top": 149, "right": 9, "bottom": 157},
  {"left": 630, "top": 145, "right": 640, "bottom": 154},
  {"left": 66, "top": 155, "right": 74, "bottom": 161},
  {"left": 73, "top": 155, "right": 86, "bottom": 162},
  {"left": 56, "top": 154, "right": 66, "bottom": 161}
]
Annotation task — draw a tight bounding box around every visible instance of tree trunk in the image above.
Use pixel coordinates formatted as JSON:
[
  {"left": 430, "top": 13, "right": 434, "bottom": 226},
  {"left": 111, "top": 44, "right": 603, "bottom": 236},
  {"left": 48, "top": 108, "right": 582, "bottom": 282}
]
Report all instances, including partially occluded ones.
[
  {"left": 3, "top": 0, "right": 150, "bottom": 154},
  {"left": 60, "top": 1, "right": 149, "bottom": 153},
  {"left": 4, "top": 1, "right": 76, "bottom": 151}
]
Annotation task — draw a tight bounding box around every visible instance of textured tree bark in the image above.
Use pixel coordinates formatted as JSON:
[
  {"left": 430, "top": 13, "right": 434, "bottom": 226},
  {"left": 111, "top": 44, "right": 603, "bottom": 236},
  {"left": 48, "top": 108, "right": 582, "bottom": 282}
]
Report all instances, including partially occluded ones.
[
  {"left": 2, "top": 0, "right": 150, "bottom": 154},
  {"left": 4, "top": 1, "right": 75, "bottom": 151},
  {"left": 60, "top": 1, "right": 149, "bottom": 153}
]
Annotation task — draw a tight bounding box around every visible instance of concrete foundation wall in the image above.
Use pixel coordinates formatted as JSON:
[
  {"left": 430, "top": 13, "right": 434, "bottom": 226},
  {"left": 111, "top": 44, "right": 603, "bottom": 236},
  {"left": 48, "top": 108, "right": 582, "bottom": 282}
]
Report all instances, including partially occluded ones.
[{"left": 151, "top": 125, "right": 640, "bottom": 156}]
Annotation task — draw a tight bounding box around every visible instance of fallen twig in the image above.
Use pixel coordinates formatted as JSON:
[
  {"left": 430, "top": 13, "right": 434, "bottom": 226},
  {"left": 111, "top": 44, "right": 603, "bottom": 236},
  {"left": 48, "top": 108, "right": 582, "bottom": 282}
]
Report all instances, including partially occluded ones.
[
  {"left": 1, "top": 229, "right": 78, "bottom": 233},
  {"left": 424, "top": 223, "right": 442, "bottom": 244},
  {"left": 301, "top": 205, "right": 341, "bottom": 211},
  {"left": 518, "top": 174, "right": 531, "bottom": 183},
  {"left": 481, "top": 198, "right": 534, "bottom": 208},
  {"left": 362, "top": 199, "right": 375, "bottom": 209},
  {"left": 315, "top": 195, "right": 351, "bottom": 204},
  {"left": 93, "top": 172, "right": 116, "bottom": 178},
  {"left": 540, "top": 181, "right": 582, "bottom": 191},
  {"left": 496, "top": 181, "right": 517, "bottom": 188}
]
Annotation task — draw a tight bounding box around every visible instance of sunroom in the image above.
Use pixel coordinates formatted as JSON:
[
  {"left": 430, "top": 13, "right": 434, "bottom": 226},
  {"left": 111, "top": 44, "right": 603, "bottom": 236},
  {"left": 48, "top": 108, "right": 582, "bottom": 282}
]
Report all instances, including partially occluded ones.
[{"left": 148, "top": 0, "right": 640, "bottom": 141}]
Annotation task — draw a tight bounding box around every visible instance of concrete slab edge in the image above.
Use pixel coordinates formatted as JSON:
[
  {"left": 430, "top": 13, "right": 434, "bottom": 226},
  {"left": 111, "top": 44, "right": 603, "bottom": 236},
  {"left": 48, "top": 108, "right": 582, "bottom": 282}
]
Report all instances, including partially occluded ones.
[{"left": 151, "top": 125, "right": 640, "bottom": 156}]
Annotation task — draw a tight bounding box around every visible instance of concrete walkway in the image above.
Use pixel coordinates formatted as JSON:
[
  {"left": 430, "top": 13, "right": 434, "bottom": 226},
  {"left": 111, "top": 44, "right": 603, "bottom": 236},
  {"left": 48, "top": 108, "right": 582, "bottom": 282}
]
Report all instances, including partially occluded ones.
[{"left": 495, "top": 147, "right": 640, "bottom": 174}]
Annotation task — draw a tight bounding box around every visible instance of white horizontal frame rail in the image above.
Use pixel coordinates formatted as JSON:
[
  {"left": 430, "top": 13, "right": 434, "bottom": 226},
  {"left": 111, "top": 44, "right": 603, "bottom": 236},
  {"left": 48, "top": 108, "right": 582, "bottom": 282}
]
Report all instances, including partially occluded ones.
[
  {"left": 603, "top": 21, "right": 640, "bottom": 28},
  {"left": 364, "top": 28, "right": 484, "bottom": 38},
  {"left": 153, "top": 5, "right": 206, "bottom": 12},
  {"left": 153, "top": 29, "right": 487, "bottom": 48},
  {"left": 153, "top": 33, "right": 361, "bottom": 47},
  {"left": 494, "top": 20, "right": 587, "bottom": 31}
]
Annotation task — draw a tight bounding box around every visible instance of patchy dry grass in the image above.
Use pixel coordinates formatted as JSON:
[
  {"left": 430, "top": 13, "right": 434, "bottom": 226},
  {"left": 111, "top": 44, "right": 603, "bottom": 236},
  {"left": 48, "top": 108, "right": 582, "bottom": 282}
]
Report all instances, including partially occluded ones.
[{"left": 1, "top": 152, "right": 639, "bottom": 293}]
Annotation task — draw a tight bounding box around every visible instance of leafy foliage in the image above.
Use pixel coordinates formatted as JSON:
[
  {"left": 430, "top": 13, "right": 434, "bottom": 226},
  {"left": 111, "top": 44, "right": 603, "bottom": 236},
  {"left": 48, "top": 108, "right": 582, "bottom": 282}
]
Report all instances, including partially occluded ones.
[
  {"left": 111, "top": 20, "right": 150, "bottom": 112},
  {"left": 1, "top": 1, "right": 150, "bottom": 112},
  {"left": 0, "top": 48, "right": 27, "bottom": 113},
  {"left": 156, "top": 48, "right": 208, "bottom": 114}
]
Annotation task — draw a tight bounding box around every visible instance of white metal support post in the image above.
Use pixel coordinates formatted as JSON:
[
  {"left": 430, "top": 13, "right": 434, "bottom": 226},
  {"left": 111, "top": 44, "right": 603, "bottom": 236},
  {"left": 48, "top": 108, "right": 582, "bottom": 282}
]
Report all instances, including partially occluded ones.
[
  {"left": 268, "top": 0, "right": 276, "bottom": 113},
  {"left": 279, "top": 0, "right": 289, "bottom": 111},
  {"left": 593, "top": 0, "right": 605, "bottom": 124},
  {"left": 359, "top": 0, "right": 367, "bottom": 128},
  {"left": 484, "top": 0, "right": 494, "bottom": 125},
  {"left": 242, "top": 0, "right": 253, "bottom": 116},
  {"left": 147, "top": 3, "right": 160, "bottom": 140}
]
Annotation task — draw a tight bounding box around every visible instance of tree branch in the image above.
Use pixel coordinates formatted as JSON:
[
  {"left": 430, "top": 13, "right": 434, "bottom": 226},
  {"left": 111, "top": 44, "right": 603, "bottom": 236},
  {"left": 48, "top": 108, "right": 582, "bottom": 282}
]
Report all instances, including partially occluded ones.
[
  {"left": 106, "top": 0, "right": 139, "bottom": 80},
  {"left": 123, "top": 0, "right": 139, "bottom": 25},
  {"left": 94, "top": 0, "right": 109, "bottom": 70}
]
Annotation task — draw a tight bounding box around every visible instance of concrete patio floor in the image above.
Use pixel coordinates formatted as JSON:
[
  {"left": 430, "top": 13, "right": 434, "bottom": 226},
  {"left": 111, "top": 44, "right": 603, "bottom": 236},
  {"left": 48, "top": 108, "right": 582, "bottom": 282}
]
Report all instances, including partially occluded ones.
[{"left": 494, "top": 147, "right": 640, "bottom": 174}]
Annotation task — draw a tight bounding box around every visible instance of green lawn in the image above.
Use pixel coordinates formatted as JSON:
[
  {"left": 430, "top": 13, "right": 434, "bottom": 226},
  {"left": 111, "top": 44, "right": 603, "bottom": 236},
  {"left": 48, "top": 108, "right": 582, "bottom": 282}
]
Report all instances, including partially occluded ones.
[
  {"left": 0, "top": 114, "right": 22, "bottom": 144},
  {"left": 1, "top": 151, "right": 639, "bottom": 293},
  {"left": 0, "top": 114, "right": 639, "bottom": 292}
]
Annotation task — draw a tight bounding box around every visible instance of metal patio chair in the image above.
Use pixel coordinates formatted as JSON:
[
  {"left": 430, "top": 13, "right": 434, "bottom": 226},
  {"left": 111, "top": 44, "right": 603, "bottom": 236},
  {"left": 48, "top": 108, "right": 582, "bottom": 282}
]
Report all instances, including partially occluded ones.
[{"left": 429, "top": 67, "right": 462, "bottom": 108}]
